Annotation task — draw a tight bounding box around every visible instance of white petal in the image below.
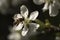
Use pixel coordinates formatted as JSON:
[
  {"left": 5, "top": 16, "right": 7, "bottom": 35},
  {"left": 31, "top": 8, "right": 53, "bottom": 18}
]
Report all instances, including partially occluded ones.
[
  {"left": 21, "top": 27, "right": 28, "bottom": 36},
  {"left": 29, "top": 23, "right": 40, "bottom": 32},
  {"left": 30, "top": 23, "right": 40, "bottom": 29},
  {"left": 20, "top": 5, "right": 29, "bottom": 19},
  {"left": 29, "top": 11, "right": 39, "bottom": 20},
  {"left": 13, "top": 22, "right": 23, "bottom": 31},
  {"left": 49, "top": 4, "right": 58, "bottom": 17},
  {"left": 33, "top": 0, "right": 45, "bottom": 5},
  {"left": 42, "top": 2, "right": 49, "bottom": 11},
  {"left": 13, "top": 14, "right": 22, "bottom": 21}
]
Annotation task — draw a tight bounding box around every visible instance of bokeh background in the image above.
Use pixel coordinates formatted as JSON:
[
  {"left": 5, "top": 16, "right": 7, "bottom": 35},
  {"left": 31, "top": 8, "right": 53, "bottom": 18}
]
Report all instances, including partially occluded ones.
[{"left": 0, "top": 0, "right": 60, "bottom": 40}]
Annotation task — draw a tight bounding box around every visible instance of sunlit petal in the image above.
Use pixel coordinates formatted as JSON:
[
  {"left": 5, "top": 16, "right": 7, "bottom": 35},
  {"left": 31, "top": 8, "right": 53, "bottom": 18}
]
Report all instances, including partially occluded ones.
[
  {"left": 21, "top": 27, "right": 28, "bottom": 36},
  {"left": 13, "top": 22, "right": 23, "bottom": 31},
  {"left": 20, "top": 5, "right": 29, "bottom": 19},
  {"left": 29, "top": 11, "right": 39, "bottom": 20},
  {"left": 33, "top": 0, "right": 45, "bottom": 5},
  {"left": 49, "top": 4, "right": 58, "bottom": 17}
]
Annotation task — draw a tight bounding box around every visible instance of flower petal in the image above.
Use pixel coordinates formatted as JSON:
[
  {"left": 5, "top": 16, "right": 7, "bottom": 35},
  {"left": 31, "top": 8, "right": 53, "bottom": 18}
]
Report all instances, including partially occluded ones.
[
  {"left": 21, "top": 27, "right": 28, "bottom": 36},
  {"left": 42, "top": 2, "right": 49, "bottom": 11},
  {"left": 20, "top": 5, "right": 29, "bottom": 19},
  {"left": 13, "top": 14, "right": 22, "bottom": 22},
  {"left": 29, "top": 11, "right": 39, "bottom": 20},
  {"left": 33, "top": 0, "right": 45, "bottom": 5},
  {"left": 49, "top": 4, "right": 58, "bottom": 17},
  {"left": 29, "top": 23, "right": 40, "bottom": 32},
  {"left": 13, "top": 22, "right": 23, "bottom": 31}
]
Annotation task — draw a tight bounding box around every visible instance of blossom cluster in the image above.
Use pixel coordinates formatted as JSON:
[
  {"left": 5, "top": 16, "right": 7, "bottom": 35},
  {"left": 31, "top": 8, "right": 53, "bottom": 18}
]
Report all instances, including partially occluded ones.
[{"left": 8, "top": 0, "right": 60, "bottom": 40}]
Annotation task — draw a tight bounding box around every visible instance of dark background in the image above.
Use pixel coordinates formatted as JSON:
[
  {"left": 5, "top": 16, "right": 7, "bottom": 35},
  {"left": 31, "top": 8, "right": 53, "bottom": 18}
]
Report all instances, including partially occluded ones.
[{"left": 0, "top": 0, "right": 60, "bottom": 40}]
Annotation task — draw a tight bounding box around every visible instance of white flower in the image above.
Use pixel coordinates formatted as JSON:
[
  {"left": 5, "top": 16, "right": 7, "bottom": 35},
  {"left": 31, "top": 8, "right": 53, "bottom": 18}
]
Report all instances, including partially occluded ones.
[
  {"left": 13, "top": 5, "right": 39, "bottom": 36},
  {"left": 33, "top": 0, "right": 60, "bottom": 17}
]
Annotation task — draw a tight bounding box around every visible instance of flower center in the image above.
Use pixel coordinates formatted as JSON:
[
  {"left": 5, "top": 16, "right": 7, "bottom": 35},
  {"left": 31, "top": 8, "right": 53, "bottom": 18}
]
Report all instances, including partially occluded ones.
[
  {"left": 24, "top": 18, "right": 30, "bottom": 25},
  {"left": 23, "top": 18, "right": 30, "bottom": 28}
]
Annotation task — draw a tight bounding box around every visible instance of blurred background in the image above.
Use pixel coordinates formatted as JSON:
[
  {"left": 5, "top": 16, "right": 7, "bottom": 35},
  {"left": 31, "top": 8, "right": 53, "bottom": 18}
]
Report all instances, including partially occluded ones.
[{"left": 0, "top": 0, "right": 60, "bottom": 40}]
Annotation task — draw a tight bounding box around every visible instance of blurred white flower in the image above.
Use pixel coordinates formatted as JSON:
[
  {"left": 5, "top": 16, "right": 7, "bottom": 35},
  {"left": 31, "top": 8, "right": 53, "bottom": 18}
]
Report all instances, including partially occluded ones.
[
  {"left": 56, "top": 36, "right": 60, "bottom": 40},
  {"left": 8, "top": 32, "right": 21, "bottom": 40},
  {"left": 0, "top": 0, "right": 9, "bottom": 14},
  {"left": 13, "top": 5, "right": 39, "bottom": 36},
  {"left": 12, "top": 0, "right": 21, "bottom": 6},
  {"left": 33, "top": 0, "right": 60, "bottom": 17}
]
